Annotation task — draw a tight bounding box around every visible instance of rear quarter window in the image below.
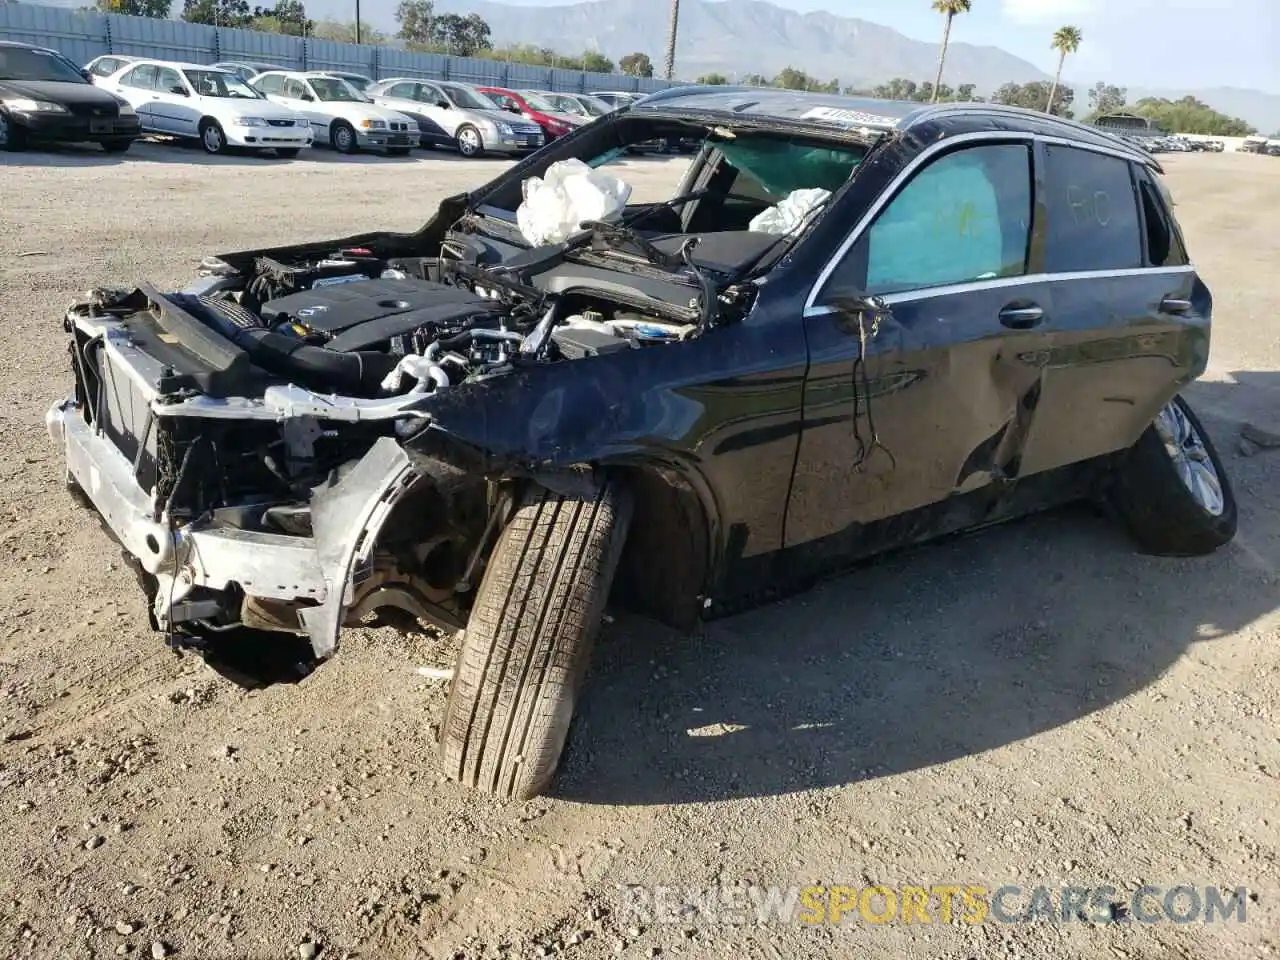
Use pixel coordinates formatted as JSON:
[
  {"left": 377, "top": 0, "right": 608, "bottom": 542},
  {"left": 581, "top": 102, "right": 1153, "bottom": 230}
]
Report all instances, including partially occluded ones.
[{"left": 1043, "top": 144, "right": 1143, "bottom": 273}]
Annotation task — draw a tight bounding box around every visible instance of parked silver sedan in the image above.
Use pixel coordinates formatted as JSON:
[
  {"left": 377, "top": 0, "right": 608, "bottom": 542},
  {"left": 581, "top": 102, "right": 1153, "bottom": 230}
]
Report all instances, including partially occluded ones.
[{"left": 368, "top": 78, "right": 544, "bottom": 157}]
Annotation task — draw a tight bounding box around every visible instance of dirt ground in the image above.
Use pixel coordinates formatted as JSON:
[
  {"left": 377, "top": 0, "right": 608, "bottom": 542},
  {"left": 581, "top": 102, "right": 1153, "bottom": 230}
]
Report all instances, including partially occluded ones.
[{"left": 0, "top": 143, "right": 1278, "bottom": 960}]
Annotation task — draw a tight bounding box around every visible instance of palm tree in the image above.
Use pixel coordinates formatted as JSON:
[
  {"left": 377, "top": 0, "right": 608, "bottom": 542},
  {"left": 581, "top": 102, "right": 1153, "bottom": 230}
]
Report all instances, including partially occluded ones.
[
  {"left": 663, "top": 0, "right": 679, "bottom": 80},
  {"left": 930, "top": 0, "right": 972, "bottom": 104},
  {"left": 1046, "top": 25, "right": 1082, "bottom": 114}
]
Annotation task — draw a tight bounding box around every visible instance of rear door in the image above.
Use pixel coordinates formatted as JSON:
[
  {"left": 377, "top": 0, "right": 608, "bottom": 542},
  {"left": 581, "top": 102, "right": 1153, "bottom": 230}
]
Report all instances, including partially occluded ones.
[
  {"left": 785, "top": 139, "right": 1055, "bottom": 568},
  {"left": 1014, "top": 143, "right": 1208, "bottom": 475}
]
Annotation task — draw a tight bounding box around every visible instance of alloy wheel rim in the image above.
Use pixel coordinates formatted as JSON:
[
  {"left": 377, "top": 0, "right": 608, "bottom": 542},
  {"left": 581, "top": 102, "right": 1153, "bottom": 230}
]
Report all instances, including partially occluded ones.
[
  {"left": 1155, "top": 400, "right": 1225, "bottom": 517},
  {"left": 204, "top": 125, "right": 223, "bottom": 152},
  {"left": 336, "top": 127, "right": 352, "bottom": 150},
  {"left": 459, "top": 129, "right": 479, "bottom": 154}
]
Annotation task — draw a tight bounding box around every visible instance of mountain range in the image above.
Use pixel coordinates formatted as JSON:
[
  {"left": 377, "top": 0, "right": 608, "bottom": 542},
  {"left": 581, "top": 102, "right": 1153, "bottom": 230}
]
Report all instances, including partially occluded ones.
[
  {"left": 372, "top": 0, "right": 1280, "bottom": 131},
  {"left": 22, "top": 0, "right": 1280, "bottom": 131}
]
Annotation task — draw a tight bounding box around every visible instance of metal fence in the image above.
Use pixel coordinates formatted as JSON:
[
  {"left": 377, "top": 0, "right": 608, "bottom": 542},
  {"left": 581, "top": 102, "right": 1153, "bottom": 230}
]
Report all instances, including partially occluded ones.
[{"left": 0, "top": 2, "right": 684, "bottom": 95}]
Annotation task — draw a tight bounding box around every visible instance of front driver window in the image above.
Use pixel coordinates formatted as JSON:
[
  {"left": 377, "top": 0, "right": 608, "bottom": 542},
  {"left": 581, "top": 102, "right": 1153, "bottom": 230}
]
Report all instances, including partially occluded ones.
[
  {"left": 155, "top": 67, "right": 184, "bottom": 94},
  {"left": 826, "top": 142, "right": 1033, "bottom": 298}
]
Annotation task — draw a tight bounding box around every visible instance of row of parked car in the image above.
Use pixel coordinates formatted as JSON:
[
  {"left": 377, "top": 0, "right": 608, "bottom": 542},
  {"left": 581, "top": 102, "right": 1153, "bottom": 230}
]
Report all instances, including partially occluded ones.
[
  {"left": 1111, "top": 133, "right": 1226, "bottom": 154},
  {"left": 0, "top": 40, "right": 674, "bottom": 158}
]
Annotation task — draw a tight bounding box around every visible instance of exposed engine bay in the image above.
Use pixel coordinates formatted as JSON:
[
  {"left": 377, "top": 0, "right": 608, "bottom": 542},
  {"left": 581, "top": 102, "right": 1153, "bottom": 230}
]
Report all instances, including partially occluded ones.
[{"left": 52, "top": 124, "right": 862, "bottom": 675}]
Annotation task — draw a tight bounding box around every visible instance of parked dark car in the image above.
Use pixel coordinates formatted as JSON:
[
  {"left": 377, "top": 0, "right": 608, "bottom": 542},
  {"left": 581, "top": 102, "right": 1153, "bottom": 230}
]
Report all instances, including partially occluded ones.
[
  {"left": 47, "top": 90, "right": 1234, "bottom": 801},
  {"left": 0, "top": 41, "right": 140, "bottom": 152}
]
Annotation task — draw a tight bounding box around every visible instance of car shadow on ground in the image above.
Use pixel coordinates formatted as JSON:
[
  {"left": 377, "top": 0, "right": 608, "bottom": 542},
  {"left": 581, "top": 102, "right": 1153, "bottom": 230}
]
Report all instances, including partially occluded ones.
[{"left": 555, "top": 404, "right": 1280, "bottom": 805}]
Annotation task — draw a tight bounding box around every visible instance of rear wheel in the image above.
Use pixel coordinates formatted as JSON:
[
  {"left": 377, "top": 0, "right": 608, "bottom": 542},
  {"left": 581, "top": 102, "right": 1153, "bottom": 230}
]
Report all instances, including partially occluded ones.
[
  {"left": 199, "top": 119, "right": 227, "bottom": 154},
  {"left": 439, "top": 480, "right": 633, "bottom": 800},
  {"left": 1108, "top": 394, "right": 1237, "bottom": 556}
]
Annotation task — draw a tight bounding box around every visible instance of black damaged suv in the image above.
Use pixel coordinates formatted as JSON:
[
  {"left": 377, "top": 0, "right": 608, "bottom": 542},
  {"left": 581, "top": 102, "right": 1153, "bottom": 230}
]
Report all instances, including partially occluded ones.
[
  {"left": 48, "top": 89, "right": 1234, "bottom": 799},
  {"left": 0, "top": 41, "right": 140, "bottom": 153}
]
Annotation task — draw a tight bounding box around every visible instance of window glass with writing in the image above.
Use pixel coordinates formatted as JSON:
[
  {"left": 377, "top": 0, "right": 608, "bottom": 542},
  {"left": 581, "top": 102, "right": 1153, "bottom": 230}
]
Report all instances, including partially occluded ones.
[{"left": 1044, "top": 144, "right": 1143, "bottom": 273}]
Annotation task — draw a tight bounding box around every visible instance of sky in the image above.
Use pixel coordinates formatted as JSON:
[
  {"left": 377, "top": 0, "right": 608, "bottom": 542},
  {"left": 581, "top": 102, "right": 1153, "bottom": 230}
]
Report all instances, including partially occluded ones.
[{"left": 500, "top": 0, "right": 1279, "bottom": 93}]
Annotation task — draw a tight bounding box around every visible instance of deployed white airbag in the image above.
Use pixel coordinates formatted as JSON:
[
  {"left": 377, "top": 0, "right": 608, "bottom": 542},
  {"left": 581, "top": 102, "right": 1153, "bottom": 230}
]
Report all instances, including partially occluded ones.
[
  {"left": 748, "top": 187, "right": 832, "bottom": 236},
  {"left": 516, "top": 158, "right": 633, "bottom": 246}
]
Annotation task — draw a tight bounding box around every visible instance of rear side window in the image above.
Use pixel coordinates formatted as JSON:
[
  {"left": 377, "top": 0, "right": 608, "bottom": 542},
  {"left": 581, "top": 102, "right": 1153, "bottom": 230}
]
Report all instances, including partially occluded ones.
[
  {"left": 1136, "top": 172, "right": 1188, "bottom": 267},
  {"left": 255, "top": 74, "right": 282, "bottom": 95},
  {"left": 91, "top": 58, "right": 119, "bottom": 77},
  {"left": 282, "top": 78, "right": 308, "bottom": 99},
  {"left": 825, "top": 143, "right": 1032, "bottom": 298},
  {"left": 1043, "top": 144, "right": 1143, "bottom": 273},
  {"left": 387, "top": 82, "right": 415, "bottom": 98}
]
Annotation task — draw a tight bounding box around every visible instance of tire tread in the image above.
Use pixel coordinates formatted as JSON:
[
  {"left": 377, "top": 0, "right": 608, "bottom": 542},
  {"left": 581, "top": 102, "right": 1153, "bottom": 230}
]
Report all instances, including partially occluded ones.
[{"left": 440, "top": 481, "right": 631, "bottom": 799}]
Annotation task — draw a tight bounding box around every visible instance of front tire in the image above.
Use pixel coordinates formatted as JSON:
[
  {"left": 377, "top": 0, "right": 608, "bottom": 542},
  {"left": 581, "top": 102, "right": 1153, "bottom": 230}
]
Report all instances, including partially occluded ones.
[
  {"left": 330, "top": 121, "right": 357, "bottom": 153},
  {"left": 199, "top": 119, "right": 227, "bottom": 154},
  {"left": 1109, "top": 395, "right": 1237, "bottom": 556},
  {"left": 455, "top": 124, "right": 483, "bottom": 158},
  {"left": 0, "top": 111, "right": 26, "bottom": 151},
  {"left": 439, "top": 480, "right": 633, "bottom": 800}
]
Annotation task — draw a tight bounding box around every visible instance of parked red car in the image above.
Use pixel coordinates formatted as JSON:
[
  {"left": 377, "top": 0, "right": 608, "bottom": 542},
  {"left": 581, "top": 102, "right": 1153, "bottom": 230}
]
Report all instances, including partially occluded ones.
[{"left": 476, "top": 86, "right": 584, "bottom": 141}]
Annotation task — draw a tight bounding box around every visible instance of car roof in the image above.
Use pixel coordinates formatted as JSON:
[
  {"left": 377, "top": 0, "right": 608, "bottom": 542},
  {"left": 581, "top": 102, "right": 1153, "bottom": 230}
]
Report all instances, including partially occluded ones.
[
  {"left": 632, "top": 87, "right": 1157, "bottom": 163},
  {"left": 0, "top": 40, "right": 59, "bottom": 52},
  {"left": 113, "top": 58, "right": 227, "bottom": 72}
]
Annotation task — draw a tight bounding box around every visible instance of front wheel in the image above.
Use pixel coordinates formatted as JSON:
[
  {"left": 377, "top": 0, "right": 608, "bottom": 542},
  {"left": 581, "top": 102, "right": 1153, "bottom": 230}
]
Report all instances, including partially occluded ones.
[
  {"left": 439, "top": 480, "right": 633, "bottom": 800},
  {"left": 1108, "top": 395, "right": 1237, "bottom": 556},
  {"left": 199, "top": 119, "right": 227, "bottom": 154},
  {"left": 330, "top": 121, "right": 357, "bottom": 153},
  {"left": 455, "top": 124, "right": 483, "bottom": 158},
  {"left": 0, "top": 111, "right": 26, "bottom": 151}
]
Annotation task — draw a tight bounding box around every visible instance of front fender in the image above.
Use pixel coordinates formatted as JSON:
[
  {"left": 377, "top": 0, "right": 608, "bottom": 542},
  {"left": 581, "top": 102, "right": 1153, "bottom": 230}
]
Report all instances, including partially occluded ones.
[{"left": 298, "top": 437, "right": 419, "bottom": 659}]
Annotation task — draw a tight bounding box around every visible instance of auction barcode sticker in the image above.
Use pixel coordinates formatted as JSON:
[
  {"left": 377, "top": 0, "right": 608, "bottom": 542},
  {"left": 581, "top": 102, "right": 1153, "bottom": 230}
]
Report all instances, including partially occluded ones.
[{"left": 799, "top": 106, "right": 897, "bottom": 127}]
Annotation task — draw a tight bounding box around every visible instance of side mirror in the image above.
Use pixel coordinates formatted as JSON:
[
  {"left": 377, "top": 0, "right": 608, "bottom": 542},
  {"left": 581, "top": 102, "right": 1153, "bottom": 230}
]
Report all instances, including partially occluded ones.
[
  {"left": 300, "top": 92, "right": 314, "bottom": 102},
  {"left": 80, "top": 69, "right": 93, "bottom": 82},
  {"left": 505, "top": 104, "right": 520, "bottom": 113},
  {"left": 170, "top": 85, "right": 188, "bottom": 96},
  {"left": 437, "top": 100, "right": 451, "bottom": 109}
]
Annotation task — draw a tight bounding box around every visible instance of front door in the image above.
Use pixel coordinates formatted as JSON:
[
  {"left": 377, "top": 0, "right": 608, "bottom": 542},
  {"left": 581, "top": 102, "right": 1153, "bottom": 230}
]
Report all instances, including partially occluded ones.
[
  {"left": 785, "top": 139, "right": 1054, "bottom": 571},
  {"left": 112, "top": 64, "right": 157, "bottom": 130},
  {"left": 277, "top": 77, "right": 328, "bottom": 138},
  {"left": 149, "top": 66, "right": 196, "bottom": 137},
  {"left": 412, "top": 82, "right": 456, "bottom": 143}
]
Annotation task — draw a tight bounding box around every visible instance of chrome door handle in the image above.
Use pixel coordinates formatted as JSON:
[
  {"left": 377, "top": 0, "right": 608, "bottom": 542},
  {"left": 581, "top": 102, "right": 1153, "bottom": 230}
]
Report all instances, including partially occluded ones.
[
  {"left": 999, "top": 304, "right": 1045, "bottom": 329},
  {"left": 1160, "top": 297, "right": 1192, "bottom": 315}
]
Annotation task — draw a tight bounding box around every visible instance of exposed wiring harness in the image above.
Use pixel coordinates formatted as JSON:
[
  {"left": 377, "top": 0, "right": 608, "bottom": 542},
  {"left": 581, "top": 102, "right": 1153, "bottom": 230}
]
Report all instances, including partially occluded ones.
[{"left": 849, "top": 298, "right": 896, "bottom": 472}]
